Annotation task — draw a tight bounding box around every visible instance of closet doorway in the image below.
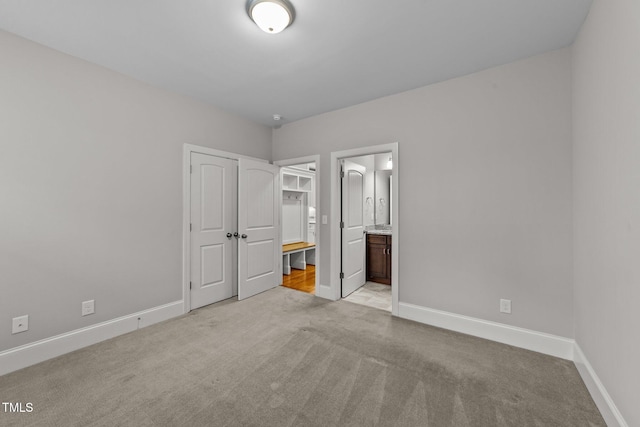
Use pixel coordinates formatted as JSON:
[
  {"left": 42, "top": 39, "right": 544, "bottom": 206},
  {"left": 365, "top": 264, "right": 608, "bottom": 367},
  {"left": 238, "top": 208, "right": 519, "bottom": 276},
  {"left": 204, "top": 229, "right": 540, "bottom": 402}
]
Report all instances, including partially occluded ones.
[{"left": 275, "top": 156, "right": 320, "bottom": 296}]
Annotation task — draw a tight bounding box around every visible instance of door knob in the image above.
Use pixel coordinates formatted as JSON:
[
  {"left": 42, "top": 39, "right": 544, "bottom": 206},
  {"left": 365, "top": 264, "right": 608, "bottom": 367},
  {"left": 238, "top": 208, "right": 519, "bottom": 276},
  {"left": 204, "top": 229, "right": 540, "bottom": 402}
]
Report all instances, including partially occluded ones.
[
  {"left": 226, "top": 233, "right": 232, "bottom": 239},
  {"left": 233, "top": 232, "right": 239, "bottom": 239},
  {"left": 241, "top": 234, "right": 248, "bottom": 239}
]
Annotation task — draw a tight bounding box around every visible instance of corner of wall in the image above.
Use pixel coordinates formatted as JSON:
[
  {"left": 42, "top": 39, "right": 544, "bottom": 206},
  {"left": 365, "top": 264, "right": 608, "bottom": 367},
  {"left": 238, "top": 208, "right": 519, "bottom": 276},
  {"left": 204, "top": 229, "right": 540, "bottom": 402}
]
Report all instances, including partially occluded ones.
[
  {"left": 397, "top": 302, "right": 575, "bottom": 360},
  {"left": 573, "top": 343, "right": 629, "bottom": 427}
]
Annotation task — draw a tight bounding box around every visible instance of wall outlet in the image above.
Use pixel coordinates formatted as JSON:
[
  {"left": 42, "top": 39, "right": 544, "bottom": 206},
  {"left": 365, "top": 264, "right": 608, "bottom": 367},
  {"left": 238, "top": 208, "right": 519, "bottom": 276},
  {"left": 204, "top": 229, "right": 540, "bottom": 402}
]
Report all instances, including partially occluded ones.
[
  {"left": 500, "top": 299, "right": 512, "bottom": 314},
  {"left": 12, "top": 315, "right": 29, "bottom": 334},
  {"left": 82, "top": 300, "right": 95, "bottom": 316}
]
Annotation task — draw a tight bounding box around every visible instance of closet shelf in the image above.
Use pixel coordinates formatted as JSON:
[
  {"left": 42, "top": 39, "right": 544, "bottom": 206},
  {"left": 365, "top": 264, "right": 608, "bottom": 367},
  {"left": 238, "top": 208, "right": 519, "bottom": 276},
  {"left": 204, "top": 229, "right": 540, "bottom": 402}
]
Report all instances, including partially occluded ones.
[{"left": 282, "top": 171, "right": 312, "bottom": 192}]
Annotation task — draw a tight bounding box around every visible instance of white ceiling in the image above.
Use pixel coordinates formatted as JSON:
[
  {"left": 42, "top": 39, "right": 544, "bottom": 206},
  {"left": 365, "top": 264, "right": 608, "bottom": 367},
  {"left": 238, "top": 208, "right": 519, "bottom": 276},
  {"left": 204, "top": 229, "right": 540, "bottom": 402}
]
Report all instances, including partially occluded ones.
[{"left": 0, "top": 0, "right": 592, "bottom": 127}]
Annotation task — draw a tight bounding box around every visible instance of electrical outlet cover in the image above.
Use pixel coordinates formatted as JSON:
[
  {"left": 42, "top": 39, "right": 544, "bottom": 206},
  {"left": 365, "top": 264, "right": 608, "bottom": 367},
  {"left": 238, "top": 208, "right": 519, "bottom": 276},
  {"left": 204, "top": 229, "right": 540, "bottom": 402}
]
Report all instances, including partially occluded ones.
[
  {"left": 12, "top": 315, "right": 29, "bottom": 334},
  {"left": 82, "top": 300, "right": 95, "bottom": 316},
  {"left": 500, "top": 299, "right": 512, "bottom": 314}
]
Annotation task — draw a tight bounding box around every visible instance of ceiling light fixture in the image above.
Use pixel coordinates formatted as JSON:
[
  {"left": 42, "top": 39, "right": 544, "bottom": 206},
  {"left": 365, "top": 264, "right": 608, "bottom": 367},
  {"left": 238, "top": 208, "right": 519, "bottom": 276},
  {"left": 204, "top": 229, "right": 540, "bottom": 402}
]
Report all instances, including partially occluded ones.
[{"left": 247, "top": 0, "right": 295, "bottom": 34}]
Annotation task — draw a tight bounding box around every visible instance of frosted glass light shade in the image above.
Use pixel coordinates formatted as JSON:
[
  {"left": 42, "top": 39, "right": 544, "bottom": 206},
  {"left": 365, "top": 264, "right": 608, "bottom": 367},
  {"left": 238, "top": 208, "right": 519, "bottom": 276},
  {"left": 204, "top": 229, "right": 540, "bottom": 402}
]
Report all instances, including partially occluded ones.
[{"left": 248, "top": 0, "right": 294, "bottom": 34}]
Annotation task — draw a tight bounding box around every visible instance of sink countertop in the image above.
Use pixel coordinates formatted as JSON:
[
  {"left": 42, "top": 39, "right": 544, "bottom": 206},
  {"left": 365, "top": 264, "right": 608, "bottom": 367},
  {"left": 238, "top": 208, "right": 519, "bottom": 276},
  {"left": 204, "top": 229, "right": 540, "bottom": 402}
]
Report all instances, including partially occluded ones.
[{"left": 366, "top": 229, "right": 392, "bottom": 235}]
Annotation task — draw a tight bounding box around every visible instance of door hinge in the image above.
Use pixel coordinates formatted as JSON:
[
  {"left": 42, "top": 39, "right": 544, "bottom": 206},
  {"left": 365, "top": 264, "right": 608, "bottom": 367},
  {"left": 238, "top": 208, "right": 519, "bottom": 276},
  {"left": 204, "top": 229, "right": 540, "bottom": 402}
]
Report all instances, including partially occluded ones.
[
  {"left": 340, "top": 171, "right": 345, "bottom": 178},
  {"left": 189, "top": 281, "right": 192, "bottom": 290},
  {"left": 340, "top": 221, "right": 344, "bottom": 229},
  {"left": 190, "top": 223, "right": 192, "bottom": 232},
  {"left": 340, "top": 272, "right": 344, "bottom": 279},
  {"left": 190, "top": 165, "right": 193, "bottom": 174}
]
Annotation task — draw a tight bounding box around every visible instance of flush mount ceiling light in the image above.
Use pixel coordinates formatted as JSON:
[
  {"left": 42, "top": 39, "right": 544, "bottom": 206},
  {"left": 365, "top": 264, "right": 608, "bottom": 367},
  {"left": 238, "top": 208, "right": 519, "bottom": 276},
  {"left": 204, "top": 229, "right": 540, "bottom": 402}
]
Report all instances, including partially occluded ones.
[{"left": 247, "top": 0, "right": 295, "bottom": 34}]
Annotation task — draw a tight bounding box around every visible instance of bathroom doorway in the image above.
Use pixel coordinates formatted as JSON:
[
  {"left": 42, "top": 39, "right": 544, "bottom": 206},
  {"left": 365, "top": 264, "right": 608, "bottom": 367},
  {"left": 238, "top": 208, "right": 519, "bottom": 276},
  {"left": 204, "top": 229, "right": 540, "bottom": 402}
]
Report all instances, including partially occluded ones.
[
  {"left": 330, "top": 142, "right": 399, "bottom": 315},
  {"left": 340, "top": 153, "right": 393, "bottom": 312}
]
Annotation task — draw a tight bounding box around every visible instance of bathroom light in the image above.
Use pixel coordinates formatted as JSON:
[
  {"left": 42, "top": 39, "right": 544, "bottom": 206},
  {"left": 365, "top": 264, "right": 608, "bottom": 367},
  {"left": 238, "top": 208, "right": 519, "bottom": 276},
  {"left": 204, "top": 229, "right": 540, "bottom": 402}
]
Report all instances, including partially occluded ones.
[
  {"left": 387, "top": 156, "right": 393, "bottom": 169},
  {"left": 247, "top": 0, "right": 295, "bottom": 34}
]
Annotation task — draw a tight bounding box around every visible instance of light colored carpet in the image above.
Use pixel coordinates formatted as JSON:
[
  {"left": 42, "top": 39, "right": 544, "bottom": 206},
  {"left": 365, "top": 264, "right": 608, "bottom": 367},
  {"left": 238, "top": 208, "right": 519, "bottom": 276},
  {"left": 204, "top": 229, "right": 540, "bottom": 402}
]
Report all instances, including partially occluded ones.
[{"left": 0, "top": 287, "right": 604, "bottom": 426}]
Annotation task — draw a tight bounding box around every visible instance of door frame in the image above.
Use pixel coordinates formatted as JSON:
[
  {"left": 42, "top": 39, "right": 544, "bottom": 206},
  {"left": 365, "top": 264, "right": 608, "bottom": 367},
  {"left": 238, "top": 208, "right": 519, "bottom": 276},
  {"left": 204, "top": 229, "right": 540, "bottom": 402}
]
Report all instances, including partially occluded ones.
[
  {"left": 182, "top": 143, "right": 268, "bottom": 314},
  {"left": 330, "top": 143, "right": 399, "bottom": 315},
  {"left": 274, "top": 155, "right": 321, "bottom": 295}
]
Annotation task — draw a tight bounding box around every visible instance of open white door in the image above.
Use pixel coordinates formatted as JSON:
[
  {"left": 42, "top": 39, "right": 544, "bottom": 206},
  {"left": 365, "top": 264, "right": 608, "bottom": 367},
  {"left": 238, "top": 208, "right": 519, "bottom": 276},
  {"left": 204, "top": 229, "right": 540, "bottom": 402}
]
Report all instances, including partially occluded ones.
[
  {"left": 341, "top": 160, "right": 366, "bottom": 297},
  {"left": 190, "top": 153, "right": 237, "bottom": 309},
  {"left": 238, "top": 159, "right": 280, "bottom": 300}
]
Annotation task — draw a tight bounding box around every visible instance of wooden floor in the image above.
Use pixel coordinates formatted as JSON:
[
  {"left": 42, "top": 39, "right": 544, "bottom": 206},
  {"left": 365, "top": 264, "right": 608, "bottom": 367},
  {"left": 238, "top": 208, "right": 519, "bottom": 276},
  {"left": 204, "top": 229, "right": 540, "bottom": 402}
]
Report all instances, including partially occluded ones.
[{"left": 282, "top": 265, "right": 315, "bottom": 294}]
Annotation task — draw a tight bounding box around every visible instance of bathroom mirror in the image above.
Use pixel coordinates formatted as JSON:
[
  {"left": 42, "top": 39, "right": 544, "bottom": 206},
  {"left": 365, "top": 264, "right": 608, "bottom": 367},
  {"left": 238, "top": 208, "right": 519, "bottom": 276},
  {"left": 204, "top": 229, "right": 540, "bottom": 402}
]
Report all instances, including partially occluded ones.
[
  {"left": 349, "top": 152, "right": 392, "bottom": 227},
  {"left": 374, "top": 170, "right": 391, "bottom": 225}
]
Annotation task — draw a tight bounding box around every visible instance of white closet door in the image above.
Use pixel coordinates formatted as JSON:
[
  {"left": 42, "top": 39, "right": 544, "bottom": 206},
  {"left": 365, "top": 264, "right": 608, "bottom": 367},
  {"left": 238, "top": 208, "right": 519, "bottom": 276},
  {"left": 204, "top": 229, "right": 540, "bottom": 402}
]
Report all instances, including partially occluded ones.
[
  {"left": 238, "top": 159, "right": 280, "bottom": 300},
  {"left": 341, "top": 160, "right": 366, "bottom": 297},
  {"left": 190, "top": 153, "right": 237, "bottom": 309}
]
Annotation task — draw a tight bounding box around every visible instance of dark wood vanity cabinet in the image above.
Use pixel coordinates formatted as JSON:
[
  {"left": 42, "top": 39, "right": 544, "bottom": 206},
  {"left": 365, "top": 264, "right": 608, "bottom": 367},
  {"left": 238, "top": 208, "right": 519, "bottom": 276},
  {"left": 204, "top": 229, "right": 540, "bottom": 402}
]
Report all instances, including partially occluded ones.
[{"left": 366, "top": 234, "right": 392, "bottom": 285}]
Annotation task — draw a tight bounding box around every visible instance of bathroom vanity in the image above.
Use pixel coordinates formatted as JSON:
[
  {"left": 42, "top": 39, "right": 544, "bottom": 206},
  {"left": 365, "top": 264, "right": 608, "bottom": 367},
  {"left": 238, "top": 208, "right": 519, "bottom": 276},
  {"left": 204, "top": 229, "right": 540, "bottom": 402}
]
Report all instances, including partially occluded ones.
[{"left": 366, "top": 231, "right": 392, "bottom": 285}]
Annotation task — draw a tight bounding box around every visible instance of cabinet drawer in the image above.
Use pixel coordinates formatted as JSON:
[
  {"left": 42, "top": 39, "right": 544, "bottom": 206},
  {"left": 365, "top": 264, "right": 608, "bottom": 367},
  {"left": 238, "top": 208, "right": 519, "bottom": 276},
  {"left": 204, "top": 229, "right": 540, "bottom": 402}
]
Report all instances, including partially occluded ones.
[{"left": 367, "top": 234, "right": 387, "bottom": 244}]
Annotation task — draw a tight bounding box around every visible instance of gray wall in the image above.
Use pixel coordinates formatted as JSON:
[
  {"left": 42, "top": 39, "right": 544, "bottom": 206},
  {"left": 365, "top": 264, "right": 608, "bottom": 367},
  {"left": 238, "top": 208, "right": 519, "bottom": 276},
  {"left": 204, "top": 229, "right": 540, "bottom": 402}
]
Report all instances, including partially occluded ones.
[
  {"left": 572, "top": 0, "right": 640, "bottom": 424},
  {"left": 0, "top": 30, "right": 272, "bottom": 352},
  {"left": 273, "top": 48, "right": 573, "bottom": 337}
]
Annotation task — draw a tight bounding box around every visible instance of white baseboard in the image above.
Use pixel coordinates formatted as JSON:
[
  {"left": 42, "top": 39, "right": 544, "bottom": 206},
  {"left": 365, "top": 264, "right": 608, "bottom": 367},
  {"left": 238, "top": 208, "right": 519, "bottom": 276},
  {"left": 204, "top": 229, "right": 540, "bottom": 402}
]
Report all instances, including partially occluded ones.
[
  {"left": 573, "top": 343, "right": 628, "bottom": 427},
  {"left": 315, "top": 283, "right": 338, "bottom": 301},
  {"left": 398, "top": 303, "right": 629, "bottom": 424},
  {"left": 398, "top": 302, "right": 575, "bottom": 360},
  {"left": 0, "top": 301, "right": 184, "bottom": 377}
]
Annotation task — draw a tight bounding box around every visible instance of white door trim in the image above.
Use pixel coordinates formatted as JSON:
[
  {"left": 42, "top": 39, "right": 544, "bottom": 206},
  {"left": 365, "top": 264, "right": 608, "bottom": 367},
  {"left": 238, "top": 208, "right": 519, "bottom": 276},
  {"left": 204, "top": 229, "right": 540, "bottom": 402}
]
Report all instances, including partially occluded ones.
[
  {"left": 182, "top": 144, "right": 268, "bottom": 314},
  {"left": 330, "top": 143, "right": 399, "bottom": 315},
  {"left": 274, "top": 155, "right": 321, "bottom": 296}
]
